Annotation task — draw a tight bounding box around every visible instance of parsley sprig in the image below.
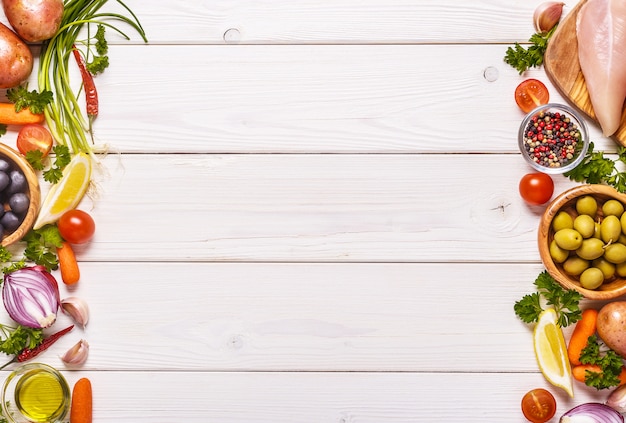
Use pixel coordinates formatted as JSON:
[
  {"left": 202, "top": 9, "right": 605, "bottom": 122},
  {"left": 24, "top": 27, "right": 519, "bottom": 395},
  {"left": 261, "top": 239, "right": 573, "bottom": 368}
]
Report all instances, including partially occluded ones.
[
  {"left": 5, "top": 83, "right": 53, "bottom": 114},
  {"left": 564, "top": 142, "right": 626, "bottom": 193},
  {"left": 504, "top": 26, "right": 557, "bottom": 74},
  {"left": 0, "top": 324, "right": 42, "bottom": 357},
  {"left": 25, "top": 144, "right": 71, "bottom": 184},
  {"left": 22, "top": 225, "right": 64, "bottom": 271},
  {"left": 579, "top": 335, "right": 625, "bottom": 389},
  {"left": 514, "top": 271, "right": 582, "bottom": 327}
]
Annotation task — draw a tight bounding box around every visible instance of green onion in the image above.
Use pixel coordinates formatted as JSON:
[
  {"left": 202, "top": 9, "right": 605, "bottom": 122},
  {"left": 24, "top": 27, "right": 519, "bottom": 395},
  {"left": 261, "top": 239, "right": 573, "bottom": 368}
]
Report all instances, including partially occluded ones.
[{"left": 38, "top": 0, "right": 147, "bottom": 157}]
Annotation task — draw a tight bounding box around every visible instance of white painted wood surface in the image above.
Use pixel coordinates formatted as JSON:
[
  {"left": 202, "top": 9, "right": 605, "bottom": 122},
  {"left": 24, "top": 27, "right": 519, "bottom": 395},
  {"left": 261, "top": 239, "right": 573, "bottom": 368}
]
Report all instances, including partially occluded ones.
[{"left": 0, "top": 0, "right": 620, "bottom": 421}]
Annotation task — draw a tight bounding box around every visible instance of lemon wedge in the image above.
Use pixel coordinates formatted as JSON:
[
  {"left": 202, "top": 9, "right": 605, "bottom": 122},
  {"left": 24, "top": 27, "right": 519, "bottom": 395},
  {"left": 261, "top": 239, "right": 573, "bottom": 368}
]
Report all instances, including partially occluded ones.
[
  {"left": 533, "top": 308, "right": 574, "bottom": 397},
  {"left": 34, "top": 152, "right": 92, "bottom": 229}
]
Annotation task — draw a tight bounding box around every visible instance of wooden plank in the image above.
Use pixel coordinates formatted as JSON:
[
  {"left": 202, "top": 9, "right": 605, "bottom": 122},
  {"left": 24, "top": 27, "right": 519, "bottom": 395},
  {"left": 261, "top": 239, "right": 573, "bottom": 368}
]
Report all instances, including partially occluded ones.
[
  {"left": 37, "top": 261, "right": 593, "bottom": 373},
  {"left": 47, "top": 371, "right": 606, "bottom": 422},
  {"left": 7, "top": 1, "right": 543, "bottom": 45},
  {"left": 19, "top": 43, "right": 609, "bottom": 155},
  {"left": 57, "top": 153, "right": 580, "bottom": 263}
]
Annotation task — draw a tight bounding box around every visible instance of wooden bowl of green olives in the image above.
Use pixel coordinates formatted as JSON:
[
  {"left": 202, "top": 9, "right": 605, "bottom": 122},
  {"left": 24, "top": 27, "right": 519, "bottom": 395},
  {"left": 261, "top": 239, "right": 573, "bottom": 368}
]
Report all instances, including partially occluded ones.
[
  {"left": 539, "top": 184, "right": 626, "bottom": 300},
  {"left": 0, "top": 143, "right": 40, "bottom": 247}
]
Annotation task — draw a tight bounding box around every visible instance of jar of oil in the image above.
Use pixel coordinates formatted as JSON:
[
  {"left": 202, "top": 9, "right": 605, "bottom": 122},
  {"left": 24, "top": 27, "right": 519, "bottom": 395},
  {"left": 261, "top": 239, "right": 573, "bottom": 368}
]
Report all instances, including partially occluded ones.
[{"left": 1, "top": 363, "right": 70, "bottom": 423}]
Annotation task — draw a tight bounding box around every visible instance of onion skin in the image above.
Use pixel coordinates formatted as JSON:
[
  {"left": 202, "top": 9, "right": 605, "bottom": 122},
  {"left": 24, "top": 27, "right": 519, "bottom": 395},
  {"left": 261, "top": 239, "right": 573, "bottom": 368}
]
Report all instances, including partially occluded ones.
[
  {"left": 560, "top": 402, "right": 624, "bottom": 422},
  {"left": 2, "top": 266, "right": 60, "bottom": 328}
]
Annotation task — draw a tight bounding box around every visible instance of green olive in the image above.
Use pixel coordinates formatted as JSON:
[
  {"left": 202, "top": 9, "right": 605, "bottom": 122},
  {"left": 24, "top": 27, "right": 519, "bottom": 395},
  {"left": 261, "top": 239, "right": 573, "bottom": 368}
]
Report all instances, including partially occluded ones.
[
  {"left": 550, "top": 240, "right": 569, "bottom": 263},
  {"left": 552, "top": 211, "right": 574, "bottom": 232},
  {"left": 554, "top": 228, "right": 583, "bottom": 251},
  {"left": 604, "top": 243, "right": 626, "bottom": 264},
  {"left": 580, "top": 267, "right": 605, "bottom": 290},
  {"left": 594, "top": 222, "right": 602, "bottom": 240},
  {"left": 592, "top": 257, "right": 616, "bottom": 279},
  {"left": 563, "top": 256, "right": 590, "bottom": 276},
  {"left": 576, "top": 238, "right": 605, "bottom": 260},
  {"left": 603, "top": 199, "right": 625, "bottom": 217},
  {"left": 574, "top": 214, "right": 596, "bottom": 239},
  {"left": 602, "top": 215, "right": 623, "bottom": 243},
  {"left": 576, "top": 195, "right": 598, "bottom": 217},
  {"left": 617, "top": 261, "right": 626, "bottom": 277},
  {"left": 621, "top": 211, "right": 626, "bottom": 235}
]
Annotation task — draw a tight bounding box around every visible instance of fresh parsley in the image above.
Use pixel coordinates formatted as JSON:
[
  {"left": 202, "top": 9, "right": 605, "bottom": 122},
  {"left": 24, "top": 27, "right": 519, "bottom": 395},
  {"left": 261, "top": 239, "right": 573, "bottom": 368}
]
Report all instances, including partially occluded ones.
[
  {"left": 514, "top": 271, "right": 582, "bottom": 327},
  {"left": 22, "top": 225, "right": 63, "bottom": 271},
  {"left": 504, "top": 26, "right": 557, "bottom": 74},
  {"left": 0, "top": 323, "right": 42, "bottom": 357},
  {"left": 25, "top": 145, "right": 72, "bottom": 184},
  {"left": 5, "top": 84, "right": 53, "bottom": 114},
  {"left": 564, "top": 142, "right": 626, "bottom": 193},
  {"left": 86, "top": 24, "right": 109, "bottom": 75},
  {"left": 579, "top": 335, "right": 625, "bottom": 389}
]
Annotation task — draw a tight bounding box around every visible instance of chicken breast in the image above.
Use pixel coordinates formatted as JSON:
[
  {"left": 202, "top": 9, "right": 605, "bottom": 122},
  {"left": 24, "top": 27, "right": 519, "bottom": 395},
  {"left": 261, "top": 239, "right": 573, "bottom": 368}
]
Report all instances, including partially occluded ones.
[{"left": 577, "top": 0, "right": 626, "bottom": 137}]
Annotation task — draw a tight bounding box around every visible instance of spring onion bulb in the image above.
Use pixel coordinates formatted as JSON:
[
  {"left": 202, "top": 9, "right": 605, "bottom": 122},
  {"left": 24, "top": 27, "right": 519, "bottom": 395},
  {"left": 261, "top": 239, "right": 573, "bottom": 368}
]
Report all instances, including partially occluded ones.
[
  {"left": 2, "top": 266, "right": 60, "bottom": 328},
  {"left": 560, "top": 403, "right": 624, "bottom": 422}
]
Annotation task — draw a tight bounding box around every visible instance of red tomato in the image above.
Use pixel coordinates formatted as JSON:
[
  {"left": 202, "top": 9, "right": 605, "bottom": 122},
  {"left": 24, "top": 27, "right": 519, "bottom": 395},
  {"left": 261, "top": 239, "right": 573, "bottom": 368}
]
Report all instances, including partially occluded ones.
[
  {"left": 520, "top": 389, "right": 556, "bottom": 423},
  {"left": 515, "top": 79, "right": 550, "bottom": 113},
  {"left": 57, "top": 210, "right": 96, "bottom": 244},
  {"left": 519, "top": 173, "right": 554, "bottom": 205},
  {"left": 16, "top": 124, "right": 53, "bottom": 157}
]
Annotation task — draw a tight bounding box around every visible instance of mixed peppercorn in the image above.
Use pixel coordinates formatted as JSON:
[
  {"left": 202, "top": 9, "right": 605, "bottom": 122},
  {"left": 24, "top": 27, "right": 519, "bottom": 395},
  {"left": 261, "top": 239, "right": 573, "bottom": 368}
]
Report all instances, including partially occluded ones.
[{"left": 522, "top": 110, "right": 583, "bottom": 169}]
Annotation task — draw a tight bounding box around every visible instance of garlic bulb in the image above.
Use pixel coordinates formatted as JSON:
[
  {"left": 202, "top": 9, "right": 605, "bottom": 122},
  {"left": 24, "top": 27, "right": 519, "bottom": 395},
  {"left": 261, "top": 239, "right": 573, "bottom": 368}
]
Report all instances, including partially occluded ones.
[
  {"left": 61, "top": 297, "right": 89, "bottom": 328},
  {"left": 61, "top": 339, "right": 89, "bottom": 365},
  {"left": 533, "top": 2, "right": 564, "bottom": 34}
]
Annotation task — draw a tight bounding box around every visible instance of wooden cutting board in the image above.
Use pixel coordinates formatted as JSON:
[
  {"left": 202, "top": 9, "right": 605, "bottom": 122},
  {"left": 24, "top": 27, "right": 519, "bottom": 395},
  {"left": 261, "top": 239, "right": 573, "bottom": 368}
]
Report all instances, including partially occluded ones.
[{"left": 544, "top": 0, "right": 626, "bottom": 146}]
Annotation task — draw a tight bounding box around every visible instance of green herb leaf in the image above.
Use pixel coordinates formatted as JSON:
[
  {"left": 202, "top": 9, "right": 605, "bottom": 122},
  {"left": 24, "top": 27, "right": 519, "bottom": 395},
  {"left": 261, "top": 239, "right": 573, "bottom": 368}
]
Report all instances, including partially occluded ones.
[
  {"left": 42, "top": 145, "right": 71, "bottom": 184},
  {"left": 25, "top": 150, "right": 45, "bottom": 171},
  {"left": 6, "top": 84, "right": 53, "bottom": 114},
  {"left": 0, "top": 324, "right": 42, "bottom": 356},
  {"left": 513, "top": 271, "right": 582, "bottom": 327},
  {"left": 504, "top": 26, "right": 556, "bottom": 74},
  {"left": 0, "top": 124, "right": 6, "bottom": 137},
  {"left": 579, "top": 335, "right": 624, "bottom": 389},
  {"left": 565, "top": 142, "right": 626, "bottom": 192},
  {"left": 22, "top": 225, "right": 63, "bottom": 271}
]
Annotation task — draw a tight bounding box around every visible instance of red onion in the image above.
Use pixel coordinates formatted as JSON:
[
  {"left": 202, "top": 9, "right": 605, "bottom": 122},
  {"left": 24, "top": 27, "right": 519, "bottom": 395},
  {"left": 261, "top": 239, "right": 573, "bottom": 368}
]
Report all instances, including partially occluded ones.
[
  {"left": 2, "top": 266, "right": 60, "bottom": 328},
  {"left": 560, "top": 403, "right": 624, "bottom": 422}
]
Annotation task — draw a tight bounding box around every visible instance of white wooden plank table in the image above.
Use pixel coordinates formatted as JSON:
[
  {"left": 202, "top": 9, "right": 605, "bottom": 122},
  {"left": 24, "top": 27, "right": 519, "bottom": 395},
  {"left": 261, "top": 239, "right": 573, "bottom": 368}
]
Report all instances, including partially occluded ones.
[{"left": 0, "top": 0, "right": 619, "bottom": 421}]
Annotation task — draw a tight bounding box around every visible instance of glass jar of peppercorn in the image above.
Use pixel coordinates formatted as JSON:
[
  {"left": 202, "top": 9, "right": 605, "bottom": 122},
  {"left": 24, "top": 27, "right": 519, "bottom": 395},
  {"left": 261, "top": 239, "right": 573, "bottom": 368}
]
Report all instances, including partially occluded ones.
[{"left": 518, "top": 103, "right": 589, "bottom": 174}]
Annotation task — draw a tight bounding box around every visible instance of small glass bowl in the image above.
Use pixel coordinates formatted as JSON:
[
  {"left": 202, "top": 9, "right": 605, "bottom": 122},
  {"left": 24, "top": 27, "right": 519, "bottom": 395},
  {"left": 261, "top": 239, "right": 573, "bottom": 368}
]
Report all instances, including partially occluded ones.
[
  {"left": 518, "top": 103, "right": 590, "bottom": 174},
  {"left": 1, "top": 363, "right": 70, "bottom": 423}
]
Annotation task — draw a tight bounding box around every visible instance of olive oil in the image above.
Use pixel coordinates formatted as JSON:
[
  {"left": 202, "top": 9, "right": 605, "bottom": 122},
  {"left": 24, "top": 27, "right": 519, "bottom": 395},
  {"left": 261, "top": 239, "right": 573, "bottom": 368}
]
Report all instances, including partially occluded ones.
[{"left": 14, "top": 369, "right": 65, "bottom": 422}]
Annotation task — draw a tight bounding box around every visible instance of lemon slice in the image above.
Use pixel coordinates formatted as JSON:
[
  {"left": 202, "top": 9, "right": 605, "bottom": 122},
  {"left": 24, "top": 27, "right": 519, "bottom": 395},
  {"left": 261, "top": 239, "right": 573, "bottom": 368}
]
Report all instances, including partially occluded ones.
[
  {"left": 34, "top": 152, "right": 92, "bottom": 229},
  {"left": 533, "top": 308, "right": 574, "bottom": 397}
]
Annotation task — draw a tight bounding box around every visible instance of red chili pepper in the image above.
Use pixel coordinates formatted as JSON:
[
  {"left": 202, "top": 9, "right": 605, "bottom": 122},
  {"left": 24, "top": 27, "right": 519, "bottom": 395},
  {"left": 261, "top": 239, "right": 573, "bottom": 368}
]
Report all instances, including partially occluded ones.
[
  {"left": 72, "top": 45, "right": 98, "bottom": 139},
  {"left": 17, "top": 324, "right": 74, "bottom": 362}
]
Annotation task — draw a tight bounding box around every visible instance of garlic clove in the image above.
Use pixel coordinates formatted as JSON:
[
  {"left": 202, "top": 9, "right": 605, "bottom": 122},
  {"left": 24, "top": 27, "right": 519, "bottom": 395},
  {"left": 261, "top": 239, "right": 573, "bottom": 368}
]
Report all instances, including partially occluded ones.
[
  {"left": 61, "top": 297, "right": 89, "bottom": 328},
  {"left": 533, "top": 1, "right": 564, "bottom": 34},
  {"left": 606, "top": 383, "right": 626, "bottom": 413},
  {"left": 61, "top": 339, "right": 89, "bottom": 365}
]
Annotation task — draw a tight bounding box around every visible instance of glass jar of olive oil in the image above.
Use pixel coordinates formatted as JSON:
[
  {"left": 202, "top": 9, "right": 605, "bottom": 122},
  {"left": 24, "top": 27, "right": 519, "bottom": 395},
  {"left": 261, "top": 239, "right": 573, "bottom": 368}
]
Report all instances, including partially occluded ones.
[{"left": 1, "top": 363, "right": 70, "bottom": 423}]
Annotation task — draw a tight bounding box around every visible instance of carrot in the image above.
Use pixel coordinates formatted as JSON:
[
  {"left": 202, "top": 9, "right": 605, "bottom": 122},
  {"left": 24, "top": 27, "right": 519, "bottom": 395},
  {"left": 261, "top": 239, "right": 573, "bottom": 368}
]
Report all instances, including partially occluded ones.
[
  {"left": 572, "top": 364, "right": 626, "bottom": 386},
  {"left": 57, "top": 241, "right": 80, "bottom": 285},
  {"left": 568, "top": 308, "right": 598, "bottom": 366},
  {"left": 0, "top": 103, "right": 45, "bottom": 125},
  {"left": 70, "top": 377, "right": 92, "bottom": 423}
]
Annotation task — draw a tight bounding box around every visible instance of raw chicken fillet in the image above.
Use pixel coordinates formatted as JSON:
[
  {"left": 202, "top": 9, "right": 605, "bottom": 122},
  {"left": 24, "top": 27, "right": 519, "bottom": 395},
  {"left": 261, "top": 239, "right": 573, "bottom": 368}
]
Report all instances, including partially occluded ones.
[{"left": 577, "top": 0, "right": 626, "bottom": 137}]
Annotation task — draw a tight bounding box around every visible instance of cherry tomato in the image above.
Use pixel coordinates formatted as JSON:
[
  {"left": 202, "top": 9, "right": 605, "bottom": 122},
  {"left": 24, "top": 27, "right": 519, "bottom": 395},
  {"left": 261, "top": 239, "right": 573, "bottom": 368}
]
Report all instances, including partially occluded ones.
[
  {"left": 520, "top": 388, "right": 556, "bottom": 423},
  {"left": 519, "top": 172, "right": 554, "bottom": 205},
  {"left": 57, "top": 210, "right": 96, "bottom": 244},
  {"left": 16, "top": 124, "right": 53, "bottom": 157},
  {"left": 515, "top": 79, "right": 550, "bottom": 113}
]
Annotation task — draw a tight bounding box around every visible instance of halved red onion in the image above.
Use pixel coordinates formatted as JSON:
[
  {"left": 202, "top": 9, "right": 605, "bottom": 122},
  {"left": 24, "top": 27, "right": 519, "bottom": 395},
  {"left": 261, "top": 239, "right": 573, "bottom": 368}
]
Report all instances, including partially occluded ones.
[
  {"left": 2, "top": 266, "right": 60, "bottom": 328},
  {"left": 561, "top": 402, "right": 624, "bottom": 422}
]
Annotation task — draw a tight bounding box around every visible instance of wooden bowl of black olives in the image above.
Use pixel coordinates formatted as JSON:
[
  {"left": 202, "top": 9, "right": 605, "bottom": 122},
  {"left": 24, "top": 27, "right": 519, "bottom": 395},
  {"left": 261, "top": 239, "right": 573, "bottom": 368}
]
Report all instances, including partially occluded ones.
[
  {"left": 0, "top": 143, "right": 40, "bottom": 247},
  {"left": 539, "top": 184, "right": 626, "bottom": 300}
]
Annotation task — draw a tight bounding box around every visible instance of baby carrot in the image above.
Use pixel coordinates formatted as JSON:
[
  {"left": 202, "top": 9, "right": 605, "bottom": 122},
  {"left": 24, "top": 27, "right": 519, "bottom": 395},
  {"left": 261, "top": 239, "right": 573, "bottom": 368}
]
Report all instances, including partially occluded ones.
[
  {"left": 0, "top": 103, "right": 45, "bottom": 125},
  {"left": 568, "top": 308, "right": 598, "bottom": 366},
  {"left": 57, "top": 241, "right": 80, "bottom": 285},
  {"left": 70, "top": 377, "right": 92, "bottom": 423},
  {"left": 572, "top": 364, "right": 626, "bottom": 386}
]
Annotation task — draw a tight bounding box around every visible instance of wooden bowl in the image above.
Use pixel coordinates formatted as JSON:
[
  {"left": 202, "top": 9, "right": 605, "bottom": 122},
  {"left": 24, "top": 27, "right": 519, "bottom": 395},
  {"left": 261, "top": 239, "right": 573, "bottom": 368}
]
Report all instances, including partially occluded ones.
[
  {"left": 0, "top": 144, "right": 40, "bottom": 247},
  {"left": 539, "top": 184, "right": 626, "bottom": 300}
]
